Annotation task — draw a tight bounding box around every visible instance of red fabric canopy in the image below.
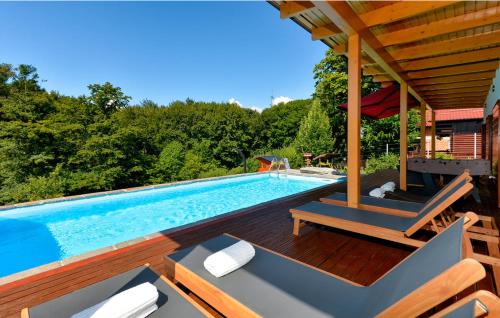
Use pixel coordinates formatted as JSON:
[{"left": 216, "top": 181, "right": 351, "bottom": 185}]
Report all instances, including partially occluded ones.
[{"left": 339, "top": 83, "right": 419, "bottom": 119}]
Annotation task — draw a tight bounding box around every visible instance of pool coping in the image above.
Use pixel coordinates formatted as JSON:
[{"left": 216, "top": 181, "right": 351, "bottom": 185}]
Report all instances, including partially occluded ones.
[
  {"left": 0, "top": 170, "right": 344, "bottom": 212},
  {"left": 0, "top": 171, "right": 345, "bottom": 287}
]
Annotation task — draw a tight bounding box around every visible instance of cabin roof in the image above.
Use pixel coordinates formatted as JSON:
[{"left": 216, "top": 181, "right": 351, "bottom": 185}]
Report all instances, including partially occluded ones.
[{"left": 425, "top": 108, "right": 484, "bottom": 125}]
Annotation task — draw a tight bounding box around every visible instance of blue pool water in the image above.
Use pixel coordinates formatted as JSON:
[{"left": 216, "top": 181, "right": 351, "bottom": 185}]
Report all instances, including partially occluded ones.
[{"left": 0, "top": 174, "right": 337, "bottom": 277}]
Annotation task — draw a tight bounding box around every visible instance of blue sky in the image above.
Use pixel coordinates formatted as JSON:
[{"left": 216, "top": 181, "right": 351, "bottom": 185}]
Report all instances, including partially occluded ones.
[{"left": 0, "top": 1, "right": 327, "bottom": 110}]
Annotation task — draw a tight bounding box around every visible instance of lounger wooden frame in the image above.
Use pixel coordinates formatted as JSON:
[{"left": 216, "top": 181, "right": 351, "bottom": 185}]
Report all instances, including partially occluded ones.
[
  {"left": 291, "top": 182, "right": 474, "bottom": 247},
  {"left": 20, "top": 263, "right": 213, "bottom": 318},
  {"left": 319, "top": 171, "right": 500, "bottom": 291},
  {"left": 165, "top": 223, "right": 486, "bottom": 318},
  {"left": 297, "top": 183, "right": 500, "bottom": 291},
  {"left": 430, "top": 290, "right": 500, "bottom": 318}
]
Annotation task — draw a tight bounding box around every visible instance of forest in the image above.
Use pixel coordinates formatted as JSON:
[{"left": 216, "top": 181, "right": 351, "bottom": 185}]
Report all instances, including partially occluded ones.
[{"left": 0, "top": 50, "right": 420, "bottom": 205}]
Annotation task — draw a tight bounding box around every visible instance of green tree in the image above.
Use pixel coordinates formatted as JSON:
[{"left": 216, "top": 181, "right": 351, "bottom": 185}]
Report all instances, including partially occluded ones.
[
  {"left": 87, "top": 82, "right": 130, "bottom": 115},
  {"left": 150, "top": 141, "right": 185, "bottom": 183},
  {"left": 294, "top": 100, "right": 333, "bottom": 156},
  {"left": 261, "top": 99, "right": 311, "bottom": 149},
  {"left": 313, "top": 51, "right": 380, "bottom": 156}
]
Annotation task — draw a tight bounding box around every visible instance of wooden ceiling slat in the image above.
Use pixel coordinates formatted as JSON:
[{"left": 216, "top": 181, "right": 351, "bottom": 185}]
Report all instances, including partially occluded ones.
[
  {"left": 422, "top": 86, "right": 490, "bottom": 96},
  {"left": 358, "top": 1, "right": 459, "bottom": 28},
  {"left": 426, "top": 92, "right": 488, "bottom": 98},
  {"left": 429, "top": 100, "right": 484, "bottom": 105},
  {"left": 427, "top": 99, "right": 485, "bottom": 104},
  {"left": 411, "top": 71, "right": 496, "bottom": 86},
  {"left": 391, "top": 30, "right": 500, "bottom": 61},
  {"left": 417, "top": 79, "right": 493, "bottom": 91},
  {"left": 311, "top": 23, "right": 342, "bottom": 40},
  {"left": 377, "top": 6, "right": 500, "bottom": 47},
  {"left": 280, "top": 1, "right": 315, "bottom": 19},
  {"left": 430, "top": 103, "right": 484, "bottom": 109},
  {"left": 432, "top": 104, "right": 484, "bottom": 109},
  {"left": 407, "top": 60, "right": 500, "bottom": 79},
  {"left": 424, "top": 91, "right": 489, "bottom": 98},
  {"left": 400, "top": 46, "right": 500, "bottom": 71}
]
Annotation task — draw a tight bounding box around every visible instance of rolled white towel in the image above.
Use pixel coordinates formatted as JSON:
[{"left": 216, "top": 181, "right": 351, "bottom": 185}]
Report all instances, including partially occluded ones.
[
  {"left": 204, "top": 240, "right": 255, "bottom": 277},
  {"left": 71, "top": 282, "right": 158, "bottom": 318},
  {"left": 380, "top": 181, "right": 396, "bottom": 192},
  {"left": 369, "top": 187, "right": 385, "bottom": 198}
]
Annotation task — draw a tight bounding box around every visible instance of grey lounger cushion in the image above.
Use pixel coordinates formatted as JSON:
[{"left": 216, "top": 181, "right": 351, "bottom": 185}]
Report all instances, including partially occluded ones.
[
  {"left": 441, "top": 299, "right": 477, "bottom": 318},
  {"left": 296, "top": 178, "right": 470, "bottom": 232},
  {"left": 323, "top": 172, "right": 467, "bottom": 214},
  {"left": 294, "top": 201, "right": 416, "bottom": 231},
  {"left": 167, "top": 218, "right": 465, "bottom": 318},
  {"left": 323, "top": 192, "right": 424, "bottom": 212},
  {"left": 27, "top": 266, "right": 205, "bottom": 318}
]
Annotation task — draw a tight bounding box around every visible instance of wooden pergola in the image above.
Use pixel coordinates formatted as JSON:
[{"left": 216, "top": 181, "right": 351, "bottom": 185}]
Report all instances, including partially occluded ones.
[{"left": 270, "top": 0, "right": 500, "bottom": 207}]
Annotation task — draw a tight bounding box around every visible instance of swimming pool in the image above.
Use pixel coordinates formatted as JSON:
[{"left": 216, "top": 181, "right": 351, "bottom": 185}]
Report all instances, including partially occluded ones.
[{"left": 0, "top": 173, "right": 339, "bottom": 277}]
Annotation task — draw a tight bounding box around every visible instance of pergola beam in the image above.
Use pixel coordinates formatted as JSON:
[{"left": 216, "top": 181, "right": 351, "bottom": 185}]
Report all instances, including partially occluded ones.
[
  {"left": 391, "top": 30, "right": 500, "bottom": 61},
  {"left": 280, "top": 1, "right": 314, "bottom": 19},
  {"left": 400, "top": 47, "right": 500, "bottom": 71},
  {"left": 311, "top": 23, "right": 341, "bottom": 40},
  {"left": 420, "top": 101, "right": 426, "bottom": 158},
  {"left": 378, "top": 6, "right": 500, "bottom": 47},
  {"left": 371, "top": 75, "right": 393, "bottom": 82},
  {"left": 313, "top": 1, "right": 424, "bottom": 104},
  {"left": 362, "top": 65, "right": 386, "bottom": 76},
  {"left": 359, "top": 1, "right": 459, "bottom": 28},
  {"left": 347, "top": 33, "right": 361, "bottom": 208},
  {"left": 407, "top": 61, "right": 499, "bottom": 79},
  {"left": 400, "top": 81, "right": 408, "bottom": 191},
  {"left": 411, "top": 71, "right": 496, "bottom": 86},
  {"left": 431, "top": 111, "right": 436, "bottom": 159}
]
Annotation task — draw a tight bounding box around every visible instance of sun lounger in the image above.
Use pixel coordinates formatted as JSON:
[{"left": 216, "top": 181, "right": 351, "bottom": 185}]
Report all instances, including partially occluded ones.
[
  {"left": 291, "top": 176, "right": 473, "bottom": 247},
  {"left": 320, "top": 170, "right": 470, "bottom": 217},
  {"left": 21, "top": 265, "right": 210, "bottom": 318},
  {"left": 165, "top": 217, "right": 485, "bottom": 318},
  {"left": 430, "top": 290, "right": 500, "bottom": 318}
]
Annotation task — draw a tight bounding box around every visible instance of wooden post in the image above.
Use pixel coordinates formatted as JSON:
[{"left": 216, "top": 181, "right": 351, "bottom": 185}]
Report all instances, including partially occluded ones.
[
  {"left": 400, "top": 81, "right": 408, "bottom": 191},
  {"left": 420, "top": 101, "right": 426, "bottom": 158},
  {"left": 431, "top": 110, "right": 436, "bottom": 159},
  {"left": 347, "top": 33, "right": 361, "bottom": 208}
]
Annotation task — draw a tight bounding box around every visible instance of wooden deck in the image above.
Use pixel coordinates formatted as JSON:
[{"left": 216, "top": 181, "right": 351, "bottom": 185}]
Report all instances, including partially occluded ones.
[{"left": 0, "top": 170, "right": 497, "bottom": 317}]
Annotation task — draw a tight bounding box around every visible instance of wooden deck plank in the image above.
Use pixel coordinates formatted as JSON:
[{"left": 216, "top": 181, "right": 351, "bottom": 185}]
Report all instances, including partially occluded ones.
[{"left": 0, "top": 170, "right": 496, "bottom": 317}]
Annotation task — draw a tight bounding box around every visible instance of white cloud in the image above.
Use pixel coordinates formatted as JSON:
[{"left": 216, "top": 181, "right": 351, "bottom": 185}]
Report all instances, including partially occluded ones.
[
  {"left": 228, "top": 97, "right": 263, "bottom": 113},
  {"left": 249, "top": 106, "right": 263, "bottom": 113},
  {"left": 272, "top": 96, "right": 293, "bottom": 106},
  {"left": 228, "top": 97, "right": 242, "bottom": 107}
]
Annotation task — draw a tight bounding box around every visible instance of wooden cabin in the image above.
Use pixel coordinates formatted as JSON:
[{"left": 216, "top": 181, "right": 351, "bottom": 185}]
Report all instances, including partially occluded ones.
[
  {"left": 423, "top": 108, "right": 484, "bottom": 159},
  {"left": 255, "top": 155, "right": 281, "bottom": 172}
]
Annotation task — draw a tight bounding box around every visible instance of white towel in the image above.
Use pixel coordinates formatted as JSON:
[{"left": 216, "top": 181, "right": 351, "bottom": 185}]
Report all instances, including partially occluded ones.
[
  {"left": 381, "top": 181, "right": 396, "bottom": 192},
  {"left": 71, "top": 282, "right": 158, "bottom": 318},
  {"left": 369, "top": 188, "right": 385, "bottom": 198},
  {"left": 204, "top": 240, "right": 255, "bottom": 277}
]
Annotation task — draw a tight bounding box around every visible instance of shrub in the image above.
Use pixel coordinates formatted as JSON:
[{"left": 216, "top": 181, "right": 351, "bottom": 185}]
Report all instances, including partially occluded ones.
[
  {"left": 435, "top": 152, "right": 454, "bottom": 160},
  {"left": 199, "top": 167, "right": 229, "bottom": 179},
  {"left": 364, "top": 153, "right": 400, "bottom": 174}
]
